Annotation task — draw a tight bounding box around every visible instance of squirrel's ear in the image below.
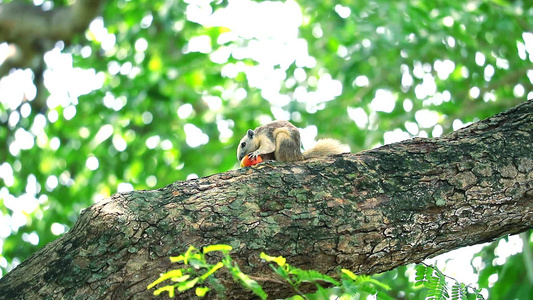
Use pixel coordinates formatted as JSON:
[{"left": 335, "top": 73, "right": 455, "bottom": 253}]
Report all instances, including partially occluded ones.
[{"left": 247, "top": 129, "right": 254, "bottom": 139}]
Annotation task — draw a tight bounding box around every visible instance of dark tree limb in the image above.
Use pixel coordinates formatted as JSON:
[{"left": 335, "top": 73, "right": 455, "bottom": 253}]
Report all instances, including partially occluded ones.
[
  {"left": 0, "top": 0, "right": 106, "bottom": 106},
  {"left": 0, "top": 100, "right": 532, "bottom": 299},
  {"left": 0, "top": 0, "right": 105, "bottom": 45}
]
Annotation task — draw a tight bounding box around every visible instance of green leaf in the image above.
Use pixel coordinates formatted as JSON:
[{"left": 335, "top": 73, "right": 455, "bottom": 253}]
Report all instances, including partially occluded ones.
[
  {"left": 341, "top": 269, "right": 357, "bottom": 280},
  {"left": 195, "top": 286, "right": 210, "bottom": 297},
  {"left": 153, "top": 285, "right": 175, "bottom": 298},
  {"left": 203, "top": 244, "right": 233, "bottom": 254},
  {"left": 363, "top": 277, "right": 391, "bottom": 291},
  {"left": 177, "top": 277, "right": 199, "bottom": 292},
  {"left": 175, "top": 245, "right": 199, "bottom": 265},
  {"left": 147, "top": 269, "right": 184, "bottom": 289},
  {"left": 170, "top": 274, "right": 190, "bottom": 283},
  {"left": 170, "top": 255, "right": 185, "bottom": 263},
  {"left": 233, "top": 270, "right": 268, "bottom": 299},
  {"left": 260, "top": 252, "right": 286, "bottom": 266},
  {"left": 199, "top": 262, "right": 224, "bottom": 280}
]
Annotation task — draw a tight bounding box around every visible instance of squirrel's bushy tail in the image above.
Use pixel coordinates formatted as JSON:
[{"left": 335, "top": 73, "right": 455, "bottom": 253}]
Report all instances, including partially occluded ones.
[{"left": 303, "top": 138, "right": 350, "bottom": 159}]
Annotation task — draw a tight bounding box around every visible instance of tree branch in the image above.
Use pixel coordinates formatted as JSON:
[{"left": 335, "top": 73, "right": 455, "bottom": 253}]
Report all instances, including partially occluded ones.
[
  {"left": 0, "top": 0, "right": 106, "bottom": 80},
  {"left": 0, "top": 99, "right": 531, "bottom": 299},
  {"left": 0, "top": 0, "right": 105, "bottom": 44}
]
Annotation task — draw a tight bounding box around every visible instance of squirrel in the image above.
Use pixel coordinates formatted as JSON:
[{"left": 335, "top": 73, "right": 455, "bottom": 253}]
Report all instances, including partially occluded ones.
[{"left": 237, "top": 120, "right": 349, "bottom": 163}]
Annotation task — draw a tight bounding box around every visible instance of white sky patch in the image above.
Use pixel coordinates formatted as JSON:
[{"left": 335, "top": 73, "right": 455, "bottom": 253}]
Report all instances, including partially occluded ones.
[
  {"left": 187, "top": 173, "right": 199, "bottom": 180},
  {"left": 271, "top": 106, "right": 291, "bottom": 120},
  {"left": 335, "top": 4, "right": 351, "bottom": 19},
  {"left": 484, "top": 64, "right": 495, "bottom": 81},
  {"left": 0, "top": 42, "right": 10, "bottom": 64},
  {"left": 184, "top": 123, "right": 209, "bottom": 148},
  {"left": 299, "top": 125, "right": 318, "bottom": 151},
  {"left": 425, "top": 243, "right": 486, "bottom": 286},
  {"left": 196, "top": 0, "right": 328, "bottom": 111},
  {"left": 475, "top": 52, "right": 486, "bottom": 66},
  {"left": 205, "top": 0, "right": 301, "bottom": 41},
  {"left": 370, "top": 89, "right": 396, "bottom": 113},
  {"left": 415, "top": 109, "right": 440, "bottom": 128},
  {"left": 415, "top": 74, "right": 437, "bottom": 99},
  {"left": 92, "top": 124, "right": 114, "bottom": 147},
  {"left": 0, "top": 69, "right": 36, "bottom": 110},
  {"left": 160, "top": 139, "right": 173, "bottom": 150},
  {"left": 452, "top": 119, "right": 472, "bottom": 131},
  {"left": 25, "top": 174, "right": 38, "bottom": 196},
  {"left": 87, "top": 17, "right": 116, "bottom": 52},
  {"left": 20, "top": 103, "right": 31, "bottom": 118},
  {"left": 22, "top": 232, "right": 39, "bottom": 245},
  {"left": 49, "top": 136, "right": 60, "bottom": 150},
  {"left": 45, "top": 175, "right": 59, "bottom": 191},
  {"left": 234, "top": 88, "right": 248, "bottom": 101},
  {"left": 210, "top": 45, "right": 232, "bottom": 64},
  {"left": 146, "top": 175, "right": 157, "bottom": 187},
  {"left": 63, "top": 105, "right": 77, "bottom": 120},
  {"left": 216, "top": 119, "right": 234, "bottom": 142},
  {"left": 51, "top": 223, "right": 66, "bottom": 235},
  {"left": 384, "top": 129, "right": 410, "bottom": 144},
  {"left": 112, "top": 134, "right": 127, "bottom": 152},
  {"left": 184, "top": 35, "right": 212, "bottom": 54},
  {"left": 44, "top": 48, "right": 105, "bottom": 100},
  {"left": 294, "top": 68, "right": 307, "bottom": 82},
  {"left": 404, "top": 121, "right": 419, "bottom": 135},
  {"left": 403, "top": 99, "right": 413, "bottom": 112},
  {"left": 353, "top": 75, "right": 370, "bottom": 87},
  {"left": 413, "top": 61, "right": 425, "bottom": 79},
  {"left": 177, "top": 103, "right": 194, "bottom": 119},
  {"left": 513, "top": 84, "right": 525, "bottom": 97},
  {"left": 470, "top": 86, "right": 481, "bottom": 99},
  {"left": 86, "top": 156, "right": 99, "bottom": 171},
  {"left": 401, "top": 71, "right": 414, "bottom": 88},
  {"left": 142, "top": 111, "right": 153, "bottom": 124},
  {"left": 203, "top": 95, "right": 222, "bottom": 111},
  {"left": 0, "top": 163, "right": 14, "bottom": 187},
  {"left": 347, "top": 107, "right": 368, "bottom": 129},
  {"left": 135, "top": 38, "right": 148, "bottom": 52},
  {"left": 446, "top": 35, "right": 456, "bottom": 48},
  {"left": 434, "top": 59, "right": 455, "bottom": 80},
  {"left": 522, "top": 32, "right": 533, "bottom": 62},
  {"left": 14, "top": 128, "right": 34, "bottom": 150},
  {"left": 185, "top": 0, "right": 214, "bottom": 24},
  {"left": 146, "top": 135, "right": 160, "bottom": 149},
  {"left": 317, "top": 74, "right": 343, "bottom": 99},
  {"left": 442, "top": 16, "right": 454, "bottom": 27},
  {"left": 3, "top": 192, "right": 37, "bottom": 233},
  {"left": 117, "top": 183, "right": 134, "bottom": 192},
  {"left": 432, "top": 124, "right": 443, "bottom": 137},
  {"left": 8, "top": 111, "right": 20, "bottom": 128}
]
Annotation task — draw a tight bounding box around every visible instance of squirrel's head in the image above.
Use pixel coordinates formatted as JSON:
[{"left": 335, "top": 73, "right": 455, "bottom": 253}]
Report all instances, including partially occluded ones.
[{"left": 237, "top": 129, "right": 257, "bottom": 161}]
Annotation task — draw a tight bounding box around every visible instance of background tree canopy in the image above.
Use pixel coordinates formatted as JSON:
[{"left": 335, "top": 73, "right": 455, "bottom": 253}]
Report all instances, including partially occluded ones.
[{"left": 0, "top": 0, "right": 531, "bottom": 298}]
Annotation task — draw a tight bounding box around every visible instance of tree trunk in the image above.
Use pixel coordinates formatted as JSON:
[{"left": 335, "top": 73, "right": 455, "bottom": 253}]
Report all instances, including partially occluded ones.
[{"left": 0, "top": 100, "right": 532, "bottom": 299}]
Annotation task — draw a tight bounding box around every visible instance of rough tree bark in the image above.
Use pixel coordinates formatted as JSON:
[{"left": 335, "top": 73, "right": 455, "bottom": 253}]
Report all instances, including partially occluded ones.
[{"left": 0, "top": 100, "right": 532, "bottom": 299}]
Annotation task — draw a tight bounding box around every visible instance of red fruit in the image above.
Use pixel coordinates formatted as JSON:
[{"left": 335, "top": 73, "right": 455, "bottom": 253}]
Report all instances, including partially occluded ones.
[{"left": 240, "top": 154, "right": 263, "bottom": 167}]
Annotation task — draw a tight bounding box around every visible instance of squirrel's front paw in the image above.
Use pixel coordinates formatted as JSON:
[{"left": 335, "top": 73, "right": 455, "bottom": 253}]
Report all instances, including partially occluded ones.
[{"left": 249, "top": 151, "right": 260, "bottom": 161}]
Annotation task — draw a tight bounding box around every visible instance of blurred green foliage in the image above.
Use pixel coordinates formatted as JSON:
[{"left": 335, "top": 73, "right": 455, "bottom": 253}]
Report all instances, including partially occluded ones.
[{"left": 0, "top": 0, "right": 531, "bottom": 298}]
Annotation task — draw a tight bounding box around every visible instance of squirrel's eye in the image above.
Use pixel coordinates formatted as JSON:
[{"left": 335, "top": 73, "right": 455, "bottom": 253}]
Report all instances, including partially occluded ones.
[{"left": 241, "top": 142, "right": 246, "bottom": 148}]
